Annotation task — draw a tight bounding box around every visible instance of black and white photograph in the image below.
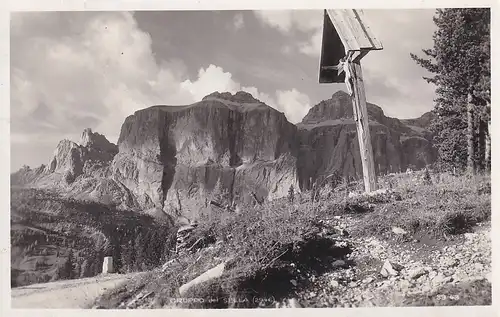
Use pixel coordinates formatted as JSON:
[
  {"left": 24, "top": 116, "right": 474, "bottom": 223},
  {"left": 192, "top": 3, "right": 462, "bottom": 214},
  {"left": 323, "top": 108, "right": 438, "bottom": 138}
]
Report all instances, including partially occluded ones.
[{"left": 5, "top": 2, "right": 494, "bottom": 312}]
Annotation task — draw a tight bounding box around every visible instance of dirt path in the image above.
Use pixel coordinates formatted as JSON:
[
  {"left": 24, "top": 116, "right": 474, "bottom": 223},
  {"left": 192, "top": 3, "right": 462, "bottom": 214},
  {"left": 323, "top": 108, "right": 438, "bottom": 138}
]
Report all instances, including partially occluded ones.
[{"left": 11, "top": 273, "right": 141, "bottom": 309}]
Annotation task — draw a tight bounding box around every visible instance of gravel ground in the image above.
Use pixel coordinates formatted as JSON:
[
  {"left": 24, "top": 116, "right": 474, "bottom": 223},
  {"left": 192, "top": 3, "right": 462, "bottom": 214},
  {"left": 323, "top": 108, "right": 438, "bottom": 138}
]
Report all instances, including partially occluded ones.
[{"left": 281, "top": 217, "right": 491, "bottom": 308}]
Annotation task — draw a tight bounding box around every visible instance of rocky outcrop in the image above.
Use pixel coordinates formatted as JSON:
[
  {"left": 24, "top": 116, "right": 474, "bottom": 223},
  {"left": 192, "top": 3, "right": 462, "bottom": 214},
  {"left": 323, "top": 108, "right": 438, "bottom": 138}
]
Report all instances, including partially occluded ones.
[
  {"left": 11, "top": 128, "right": 135, "bottom": 210},
  {"left": 41, "top": 128, "right": 118, "bottom": 183},
  {"left": 296, "top": 91, "right": 437, "bottom": 189},
  {"left": 111, "top": 91, "right": 299, "bottom": 219},
  {"left": 13, "top": 90, "right": 436, "bottom": 220}
]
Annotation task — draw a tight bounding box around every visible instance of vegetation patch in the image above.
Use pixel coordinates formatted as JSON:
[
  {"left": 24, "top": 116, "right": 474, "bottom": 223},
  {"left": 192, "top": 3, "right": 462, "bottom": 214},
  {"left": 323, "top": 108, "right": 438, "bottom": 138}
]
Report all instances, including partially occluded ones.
[
  {"left": 350, "top": 172, "right": 490, "bottom": 240},
  {"left": 10, "top": 187, "right": 176, "bottom": 287}
]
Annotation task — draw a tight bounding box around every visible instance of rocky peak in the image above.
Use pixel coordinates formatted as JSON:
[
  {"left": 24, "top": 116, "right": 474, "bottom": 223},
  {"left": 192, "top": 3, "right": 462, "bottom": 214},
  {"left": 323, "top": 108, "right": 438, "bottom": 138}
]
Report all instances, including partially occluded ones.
[
  {"left": 301, "top": 90, "right": 394, "bottom": 128},
  {"left": 80, "top": 128, "right": 117, "bottom": 153},
  {"left": 202, "top": 91, "right": 262, "bottom": 104},
  {"left": 401, "top": 111, "right": 436, "bottom": 129},
  {"left": 301, "top": 90, "right": 355, "bottom": 125}
]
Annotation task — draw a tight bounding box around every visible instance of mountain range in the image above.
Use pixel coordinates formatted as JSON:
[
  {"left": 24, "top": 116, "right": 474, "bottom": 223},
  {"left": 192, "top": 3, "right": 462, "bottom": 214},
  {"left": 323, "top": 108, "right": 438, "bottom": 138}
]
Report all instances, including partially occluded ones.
[{"left": 11, "top": 90, "right": 437, "bottom": 222}]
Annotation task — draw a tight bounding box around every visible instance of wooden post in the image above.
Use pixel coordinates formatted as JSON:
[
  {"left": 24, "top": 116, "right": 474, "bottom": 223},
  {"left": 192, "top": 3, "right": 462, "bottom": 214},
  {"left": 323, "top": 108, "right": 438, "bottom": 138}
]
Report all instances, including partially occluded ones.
[
  {"left": 350, "top": 60, "right": 377, "bottom": 192},
  {"left": 318, "top": 9, "right": 383, "bottom": 193}
]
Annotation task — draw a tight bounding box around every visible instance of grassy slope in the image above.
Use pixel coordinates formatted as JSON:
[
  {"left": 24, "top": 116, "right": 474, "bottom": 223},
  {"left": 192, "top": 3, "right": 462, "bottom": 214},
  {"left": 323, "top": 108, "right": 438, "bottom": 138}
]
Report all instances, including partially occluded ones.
[
  {"left": 10, "top": 187, "right": 172, "bottom": 287},
  {"left": 94, "top": 170, "right": 491, "bottom": 308}
]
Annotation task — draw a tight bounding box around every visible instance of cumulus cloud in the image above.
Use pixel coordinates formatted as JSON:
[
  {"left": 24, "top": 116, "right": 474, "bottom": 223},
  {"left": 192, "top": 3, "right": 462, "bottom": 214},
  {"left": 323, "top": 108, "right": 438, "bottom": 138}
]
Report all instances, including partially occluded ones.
[
  {"left": 11, "top": 12, "right": 312, "bottom": 170},
  {"left": 181, "top": 64, "right": 311, "bottom": 124},
  {"left": 276, "top": 89, "right": 311, "bottom": 123},
  {"left": 181, "top": 65, "right": 241, "bottom": 102}
]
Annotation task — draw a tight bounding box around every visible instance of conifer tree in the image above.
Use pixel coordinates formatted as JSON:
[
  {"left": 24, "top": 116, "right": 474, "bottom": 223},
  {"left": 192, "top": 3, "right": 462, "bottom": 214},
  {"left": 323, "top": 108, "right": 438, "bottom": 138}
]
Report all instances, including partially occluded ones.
[
  {"left": 121, "top": 240, "right": 136, "bottom": 273},
  {"left": 411, "top": 9, "right": 490, "bottom": 172},
  {"left": 80, "top": 259, "right": 90, "bottom": 278},
  {"left": 64, "top": 249, "right": 75, "bottom": 279},
  {"left": 134, "top": 231, "right": 145, "bottom": 271},
  {"left": 287, "top": 184, "right": 294, "bottom": 203}
]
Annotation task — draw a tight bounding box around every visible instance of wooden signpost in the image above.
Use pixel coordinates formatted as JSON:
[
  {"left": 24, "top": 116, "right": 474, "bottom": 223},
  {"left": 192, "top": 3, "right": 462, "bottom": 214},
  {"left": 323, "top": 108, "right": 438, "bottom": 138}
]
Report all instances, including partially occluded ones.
[{"left": 319, "top": 9, "right": 383, "bottom": 193}]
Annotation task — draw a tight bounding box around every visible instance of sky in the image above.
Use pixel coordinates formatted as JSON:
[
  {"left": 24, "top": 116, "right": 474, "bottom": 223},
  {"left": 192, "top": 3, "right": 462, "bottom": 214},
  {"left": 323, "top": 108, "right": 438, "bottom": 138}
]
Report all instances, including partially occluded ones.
[{"left": 10, "top": 9, "right": 437, "bottom": 172}]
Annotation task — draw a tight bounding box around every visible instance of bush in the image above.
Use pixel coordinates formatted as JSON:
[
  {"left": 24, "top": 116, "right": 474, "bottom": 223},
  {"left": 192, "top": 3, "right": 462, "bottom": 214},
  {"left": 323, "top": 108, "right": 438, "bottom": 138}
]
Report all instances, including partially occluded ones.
[{"left": 287, "top": 185, "right": 294, "bottom": 203}]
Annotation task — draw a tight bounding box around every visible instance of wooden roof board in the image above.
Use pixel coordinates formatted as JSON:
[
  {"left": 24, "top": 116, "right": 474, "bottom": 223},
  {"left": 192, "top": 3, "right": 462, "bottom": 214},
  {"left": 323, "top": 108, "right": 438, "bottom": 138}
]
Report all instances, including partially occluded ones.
[
  {"left": 325, "top": 9, "right": 383, "bottom": 52},
  {"left": 318, "top": 10, "right": 346, "bottom": 84},
  {"left": 319, "top": 9, "right": 383, "bottom": 83},
  {"left": 354, "top": 9, "right": 383, "bottom": 50},
  {"left": 326, "top": 9, "right": 361, "bottom": 52}
]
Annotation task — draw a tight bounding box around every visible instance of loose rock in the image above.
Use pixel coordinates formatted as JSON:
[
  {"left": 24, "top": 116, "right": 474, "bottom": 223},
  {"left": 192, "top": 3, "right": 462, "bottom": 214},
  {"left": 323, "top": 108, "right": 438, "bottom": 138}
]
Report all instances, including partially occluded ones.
[
  {"left": 179, "top": 261, "right": 227, "bottom": 296},
  {"left": 409, "top": 267, "right": 428, "bottom": 280},
  {"left": 380, "top": 260, "right": 403, "bottom": 277},
  {"left": 332, "top": 259, "right": 347, "bottom": 268},
  {"left": 286, "top": 298, "right": 302, "bottom": 308},
  {"left": 391, "top": 227, "right": 408, "bottom": 235}
]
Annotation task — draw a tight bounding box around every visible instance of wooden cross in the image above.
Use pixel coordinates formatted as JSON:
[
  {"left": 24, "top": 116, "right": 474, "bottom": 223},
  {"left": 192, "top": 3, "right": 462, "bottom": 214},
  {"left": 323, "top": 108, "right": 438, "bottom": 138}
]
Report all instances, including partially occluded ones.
[{"left": 319, "top": 9, "right": 383, "bottom": 193}]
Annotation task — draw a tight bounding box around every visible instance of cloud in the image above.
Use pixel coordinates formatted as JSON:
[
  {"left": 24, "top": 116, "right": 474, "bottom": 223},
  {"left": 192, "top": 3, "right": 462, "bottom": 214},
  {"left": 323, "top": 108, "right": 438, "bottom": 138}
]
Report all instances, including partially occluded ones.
[
  {"left": 254, "top": 11, "right": 294, "bottom": 32},
  {"left": 11, "top": 12, "right": 194, "bottom": 147},
  {"left": 254, "top": 10, "right": 321, "bottom": 33},
  {"left": 233, "top": 13, "right": 244, "bottom": 30},
  {"left": 181, "top": 64, "right": 311, "bottom": 124},
  {"left": 253, "top": 9, "right": 437, "bottom": 119},
  {"left": 181, "top": 65, "right": 241, "bottom": 102},
  {"left": 298, "top": 28, "right": 322, "bottom": 57},
  {"left": 281, "top": 45, "right": 293, "bottom": 55},
  {"left": 276, "top": 89, "right": 311, "bottom": 123},
  {"left": 11, "top": 12, "right": 312, "bottom": 171},
  {"left": 253, "top": 10, "right": 323, "bottom": 57}
]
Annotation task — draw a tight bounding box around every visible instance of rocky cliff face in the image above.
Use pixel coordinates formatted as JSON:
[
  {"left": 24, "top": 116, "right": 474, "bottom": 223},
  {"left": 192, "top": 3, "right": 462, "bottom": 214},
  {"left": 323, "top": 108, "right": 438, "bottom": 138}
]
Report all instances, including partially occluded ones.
[
  {"left": 111, "top": 91, "right": 299, "bottom": 220},
  {"left": 296, "top": 91, "right": 437, "bottom": 189},
  {"left": 13, "top": 91, "right": 436, "bottom": 222}
]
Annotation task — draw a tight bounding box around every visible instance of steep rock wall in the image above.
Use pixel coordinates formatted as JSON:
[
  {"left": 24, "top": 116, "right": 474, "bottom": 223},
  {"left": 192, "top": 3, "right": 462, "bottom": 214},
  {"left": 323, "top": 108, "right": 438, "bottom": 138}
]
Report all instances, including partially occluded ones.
[
  {"left": 296, "top": 91, "right": 437, "bottom": 189},
  {"left": 111, "top": 91, "right": 299, "bottom": 219}
]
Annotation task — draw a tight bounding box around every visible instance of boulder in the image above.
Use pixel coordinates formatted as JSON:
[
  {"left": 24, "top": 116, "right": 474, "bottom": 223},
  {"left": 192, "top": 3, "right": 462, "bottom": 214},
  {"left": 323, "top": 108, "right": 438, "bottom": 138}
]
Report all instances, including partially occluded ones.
[
  {"left": 178, "top": 261, "right": 227, "bottom": 296},
  {"left": 332, "top": 259, "right": 347, "bottom": 269},
  {"left": 330, "top": 280, "right": 340, "bottom": 288}
]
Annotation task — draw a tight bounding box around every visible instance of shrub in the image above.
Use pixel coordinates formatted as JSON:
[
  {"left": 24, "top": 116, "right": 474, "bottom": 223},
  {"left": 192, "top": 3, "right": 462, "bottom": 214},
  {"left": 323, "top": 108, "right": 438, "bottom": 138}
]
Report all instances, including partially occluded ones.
[
  {"left": 423, "top": 167, "right": 432, "bottom": 185},
  {"left": 287, "top": 185, "right": 294, "bottom": 203}
]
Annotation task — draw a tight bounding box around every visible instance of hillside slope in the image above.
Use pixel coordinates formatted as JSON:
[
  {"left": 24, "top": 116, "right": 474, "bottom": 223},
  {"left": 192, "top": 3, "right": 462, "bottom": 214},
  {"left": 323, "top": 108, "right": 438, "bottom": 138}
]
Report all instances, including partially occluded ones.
[
  {"left": 92, "top": 171, "right": 491, "bottom": 309},
  {"left": 10, "top": 187, "right": 175, "bottom": 287}
]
